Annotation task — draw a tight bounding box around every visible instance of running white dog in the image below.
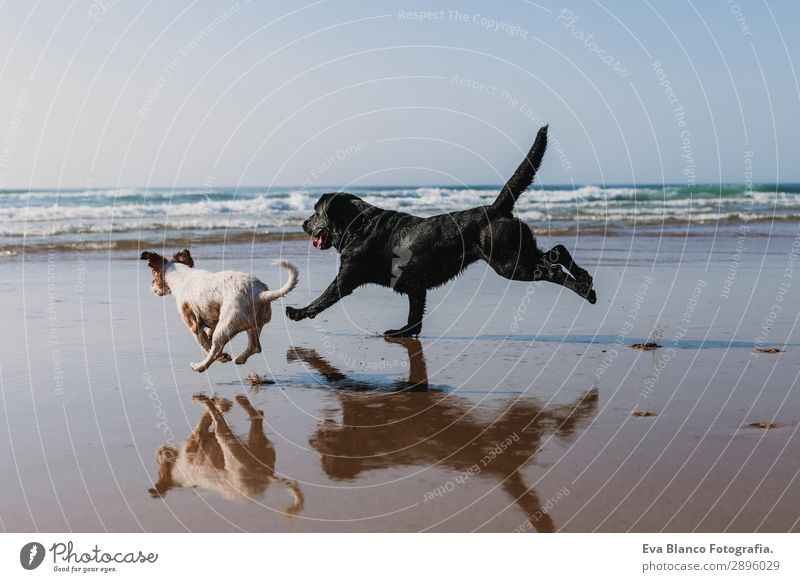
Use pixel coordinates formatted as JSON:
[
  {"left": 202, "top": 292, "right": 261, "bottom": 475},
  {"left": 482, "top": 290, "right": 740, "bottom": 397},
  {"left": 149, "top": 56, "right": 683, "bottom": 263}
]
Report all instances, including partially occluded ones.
[{"left": 141, "top": 249, "right": 298, "bottom": 372}]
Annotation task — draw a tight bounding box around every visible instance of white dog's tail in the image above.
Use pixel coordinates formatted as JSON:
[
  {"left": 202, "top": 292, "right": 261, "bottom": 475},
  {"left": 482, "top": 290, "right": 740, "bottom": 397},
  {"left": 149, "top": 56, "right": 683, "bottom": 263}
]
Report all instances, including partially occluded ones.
[{"left": 261, "top": 259, "right": 299, "bottom": 302}]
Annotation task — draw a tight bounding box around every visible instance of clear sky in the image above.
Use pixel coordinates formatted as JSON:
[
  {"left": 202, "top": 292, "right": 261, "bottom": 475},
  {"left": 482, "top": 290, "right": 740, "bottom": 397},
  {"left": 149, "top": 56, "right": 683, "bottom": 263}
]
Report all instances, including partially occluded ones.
[{"left": 0, "top": 0, "right": 797, "bottom": 189}]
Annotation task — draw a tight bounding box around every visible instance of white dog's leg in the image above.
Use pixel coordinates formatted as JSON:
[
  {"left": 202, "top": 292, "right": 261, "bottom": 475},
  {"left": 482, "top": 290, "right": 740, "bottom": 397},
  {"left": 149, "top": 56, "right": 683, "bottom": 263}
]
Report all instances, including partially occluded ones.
[
  {"left": 234, "top": 328, "right": 262, "bottom": 365},
  {"left": 191, "top": 324, "right": 233, "bottom": 373},
  {"left": 193, "top": 329, "right": 231, "bottom": 363}
]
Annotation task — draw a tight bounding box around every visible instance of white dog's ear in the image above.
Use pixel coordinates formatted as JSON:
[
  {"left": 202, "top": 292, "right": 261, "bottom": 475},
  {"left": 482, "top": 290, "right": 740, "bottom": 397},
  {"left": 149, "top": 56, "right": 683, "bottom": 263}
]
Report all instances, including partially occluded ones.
[
  {"left": 140, "top": 251, "right": 165, "bottom": 268},
  {"left": 173, "top": 249, "right": 194, "bottom": 268}
]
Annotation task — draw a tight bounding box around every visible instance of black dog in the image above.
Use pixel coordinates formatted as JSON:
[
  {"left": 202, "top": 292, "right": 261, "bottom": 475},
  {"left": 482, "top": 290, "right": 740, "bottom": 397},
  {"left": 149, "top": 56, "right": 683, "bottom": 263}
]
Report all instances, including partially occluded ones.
[{"left": 287, "top": 126, "right": 597, "bottom": 336}]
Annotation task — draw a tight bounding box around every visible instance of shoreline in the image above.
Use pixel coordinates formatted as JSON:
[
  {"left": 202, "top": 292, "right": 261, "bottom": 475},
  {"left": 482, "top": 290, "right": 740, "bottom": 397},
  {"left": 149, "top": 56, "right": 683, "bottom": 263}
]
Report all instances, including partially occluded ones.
[{"left": 4, "top": 217, "right": 799, "bottom": 258}]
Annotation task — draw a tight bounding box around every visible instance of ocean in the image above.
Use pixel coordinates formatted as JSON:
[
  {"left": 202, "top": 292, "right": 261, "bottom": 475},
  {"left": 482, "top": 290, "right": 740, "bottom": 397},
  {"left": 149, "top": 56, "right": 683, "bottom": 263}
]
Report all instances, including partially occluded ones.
[{"left": 2, "top": 183, "right": 799, "bottom": 256}]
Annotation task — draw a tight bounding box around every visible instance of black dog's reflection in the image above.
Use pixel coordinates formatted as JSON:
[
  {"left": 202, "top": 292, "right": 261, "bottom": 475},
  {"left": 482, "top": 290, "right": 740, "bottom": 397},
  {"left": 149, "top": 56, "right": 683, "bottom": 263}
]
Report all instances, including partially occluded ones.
[
  {"left": 288, "top": 338, "right": 597, "bottom": 532},
  {"left": 149, "top": 394, "right": 304, "bottom": 515}
]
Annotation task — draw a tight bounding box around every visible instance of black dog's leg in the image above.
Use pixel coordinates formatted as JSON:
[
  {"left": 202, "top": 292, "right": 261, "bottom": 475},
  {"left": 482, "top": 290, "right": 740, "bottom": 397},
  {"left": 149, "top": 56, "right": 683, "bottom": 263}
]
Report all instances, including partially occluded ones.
[
  {"left": 536, "top": 262, "right": 597, "bottom": 304},
  {"left": 384, "top": 290, "right": 426, "bottom": 337},
  {"left": 545, "top": 244, "right": 593, "bottom": 291},
  {"left": 286, "top": 273, "right": 358, "bottom": 321},
  {"left": 488, "top": 249, "right": 596, "bottom": 304},
  {"left": 483, "top": 219, "right": 596, "bottom": 304},
  {"left": 534, "top": 264, "right": 597, "bottom": 305}
]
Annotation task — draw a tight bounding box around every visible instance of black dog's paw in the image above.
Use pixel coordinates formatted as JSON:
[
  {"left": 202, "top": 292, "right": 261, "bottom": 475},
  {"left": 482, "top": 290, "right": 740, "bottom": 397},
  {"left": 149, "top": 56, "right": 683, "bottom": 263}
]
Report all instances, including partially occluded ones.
[
  {"left": 586, "top": 289, "right": 597, "bottom": 304},
  {"left": 384, "top": 327, "right": 419, "bottom": 338},
  {"left": 286, "top": 306, "right": 306, "bottom": 321},
  {"left": 574, "top": 268, "right": 593, "bottom": 291}
]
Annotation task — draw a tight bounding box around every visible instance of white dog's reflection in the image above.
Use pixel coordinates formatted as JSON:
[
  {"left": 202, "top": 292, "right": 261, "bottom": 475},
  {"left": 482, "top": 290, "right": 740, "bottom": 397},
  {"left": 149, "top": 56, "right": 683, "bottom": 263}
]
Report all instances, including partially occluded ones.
[{"left": 149, "top": 394, "right": 303, "bottom": 516}]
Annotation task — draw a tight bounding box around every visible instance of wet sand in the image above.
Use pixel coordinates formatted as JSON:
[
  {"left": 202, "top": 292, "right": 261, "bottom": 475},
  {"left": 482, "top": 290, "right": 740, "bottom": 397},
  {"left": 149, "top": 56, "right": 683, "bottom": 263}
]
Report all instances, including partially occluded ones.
[{"left": 1, "top": 228, "right": 799, "bottom": 532}]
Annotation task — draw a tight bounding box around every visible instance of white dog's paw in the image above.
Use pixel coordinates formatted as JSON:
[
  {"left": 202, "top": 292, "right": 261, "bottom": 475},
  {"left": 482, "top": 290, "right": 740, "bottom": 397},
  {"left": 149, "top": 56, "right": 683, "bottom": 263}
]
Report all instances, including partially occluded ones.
[
  {"left": 191, "top": 362, "right": 206, "bottom": 372},
  {"left": 234, "top": 355, "right": 249, "bottom": 365}
]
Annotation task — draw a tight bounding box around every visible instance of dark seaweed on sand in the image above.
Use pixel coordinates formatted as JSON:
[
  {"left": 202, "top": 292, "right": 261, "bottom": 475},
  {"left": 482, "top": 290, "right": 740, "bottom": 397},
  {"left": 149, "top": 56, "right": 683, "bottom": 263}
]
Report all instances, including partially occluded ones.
[{"left": 631, "top": 342, "right": 661, "bottom": 350}]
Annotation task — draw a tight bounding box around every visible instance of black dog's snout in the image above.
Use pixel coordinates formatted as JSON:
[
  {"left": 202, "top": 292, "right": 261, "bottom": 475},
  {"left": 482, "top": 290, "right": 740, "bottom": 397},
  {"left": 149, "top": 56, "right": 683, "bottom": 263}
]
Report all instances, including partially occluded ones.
[{"left": 302, "top": 218, "right": 311, "bottom": 234}]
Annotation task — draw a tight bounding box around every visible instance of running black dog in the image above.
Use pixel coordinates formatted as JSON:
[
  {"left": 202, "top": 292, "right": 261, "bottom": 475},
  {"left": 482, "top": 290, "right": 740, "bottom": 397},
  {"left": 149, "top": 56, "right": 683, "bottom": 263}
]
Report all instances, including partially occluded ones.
[{"left": 287, "top": 126, "right": 597, "bottom": 336}]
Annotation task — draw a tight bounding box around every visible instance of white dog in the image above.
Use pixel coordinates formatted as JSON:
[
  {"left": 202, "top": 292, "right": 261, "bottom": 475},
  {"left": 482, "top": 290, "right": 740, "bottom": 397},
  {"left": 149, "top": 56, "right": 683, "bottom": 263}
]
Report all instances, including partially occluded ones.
[{"left": 141, "top": 249, "right": 298, "bottom": 372}]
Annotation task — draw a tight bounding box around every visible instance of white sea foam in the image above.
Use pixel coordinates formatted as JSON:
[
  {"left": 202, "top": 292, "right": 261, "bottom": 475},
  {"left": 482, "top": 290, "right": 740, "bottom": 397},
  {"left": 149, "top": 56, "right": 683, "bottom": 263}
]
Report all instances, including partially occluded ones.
[{"left": 1, "top": 185, "right": 798, "bottom": 241}]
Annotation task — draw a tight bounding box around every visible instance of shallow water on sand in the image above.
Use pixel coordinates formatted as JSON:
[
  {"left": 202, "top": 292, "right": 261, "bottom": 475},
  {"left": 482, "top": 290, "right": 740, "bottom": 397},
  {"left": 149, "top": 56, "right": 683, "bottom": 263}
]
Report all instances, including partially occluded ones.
[{"left": 0, "top": 229, "right": 799, "bottom": 532}]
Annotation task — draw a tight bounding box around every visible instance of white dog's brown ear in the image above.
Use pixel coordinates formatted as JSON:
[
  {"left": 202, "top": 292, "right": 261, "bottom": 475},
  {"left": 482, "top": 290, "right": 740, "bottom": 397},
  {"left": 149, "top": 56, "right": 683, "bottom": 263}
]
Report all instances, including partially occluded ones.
[
  {"left": 173, "top": 249, "right": 194, "bottom": 268},
  {"left": 141, "top": 251, "right": 166, "bottom": 268}
]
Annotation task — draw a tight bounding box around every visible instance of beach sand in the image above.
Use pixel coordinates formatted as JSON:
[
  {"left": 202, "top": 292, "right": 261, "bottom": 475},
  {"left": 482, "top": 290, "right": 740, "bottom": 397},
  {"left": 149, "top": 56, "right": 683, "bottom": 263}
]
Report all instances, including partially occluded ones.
[{"left": 1, "top": 227, "right": 799, "bottom": 532}]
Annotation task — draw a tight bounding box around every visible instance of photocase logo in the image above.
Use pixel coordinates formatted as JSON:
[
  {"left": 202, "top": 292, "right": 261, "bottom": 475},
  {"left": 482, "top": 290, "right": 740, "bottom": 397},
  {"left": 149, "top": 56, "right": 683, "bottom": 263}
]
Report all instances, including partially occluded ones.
[{"left": 20, "top": 542, "right": 46, "bottom": 570}]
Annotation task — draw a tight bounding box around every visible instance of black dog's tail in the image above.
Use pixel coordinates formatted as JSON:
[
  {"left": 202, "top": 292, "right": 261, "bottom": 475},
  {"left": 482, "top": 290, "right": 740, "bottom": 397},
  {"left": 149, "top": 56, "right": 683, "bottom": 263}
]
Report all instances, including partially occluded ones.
[{"left": 492, "top": 125, "right": 548, "bottom": 216}]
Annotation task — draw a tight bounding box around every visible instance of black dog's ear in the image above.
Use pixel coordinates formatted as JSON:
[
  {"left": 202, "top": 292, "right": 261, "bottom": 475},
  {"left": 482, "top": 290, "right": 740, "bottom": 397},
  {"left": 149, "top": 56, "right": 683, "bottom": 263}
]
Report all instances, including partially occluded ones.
[
  {"left": 326, "top": 194, "right": 366, "bottom": 234},
  {"left": 173, "top": 249, "right": 194, "bottom": 268},
  {"left": 314, "top": 193, "right": 331, "bottom": 212}
]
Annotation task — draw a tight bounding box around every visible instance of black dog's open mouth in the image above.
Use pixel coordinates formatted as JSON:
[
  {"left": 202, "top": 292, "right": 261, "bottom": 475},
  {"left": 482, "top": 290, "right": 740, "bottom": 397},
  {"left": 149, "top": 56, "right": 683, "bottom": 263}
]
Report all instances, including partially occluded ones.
[{"left": 311, "top": 228, "right": 327, "bottom": 249}]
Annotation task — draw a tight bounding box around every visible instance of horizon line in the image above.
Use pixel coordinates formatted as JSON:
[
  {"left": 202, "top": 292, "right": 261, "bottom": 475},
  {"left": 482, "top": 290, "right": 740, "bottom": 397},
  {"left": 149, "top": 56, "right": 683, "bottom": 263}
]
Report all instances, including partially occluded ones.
[{"left": 2, "top": 181, "right": 798, "bottom": 192}]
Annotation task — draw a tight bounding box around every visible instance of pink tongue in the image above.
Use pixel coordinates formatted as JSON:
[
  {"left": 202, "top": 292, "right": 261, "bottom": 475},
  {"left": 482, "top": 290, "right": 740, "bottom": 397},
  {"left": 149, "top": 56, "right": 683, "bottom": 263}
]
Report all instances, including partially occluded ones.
[{"left": 312, "top": 236, "right": 322, "bottom": 249}]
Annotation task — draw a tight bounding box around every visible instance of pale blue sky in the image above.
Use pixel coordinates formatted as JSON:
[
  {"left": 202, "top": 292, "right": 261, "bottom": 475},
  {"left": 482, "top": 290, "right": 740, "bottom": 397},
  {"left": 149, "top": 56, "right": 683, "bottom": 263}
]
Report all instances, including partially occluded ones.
[{"left": 0, "top": 0, "right": 797, "bottom": 188}]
